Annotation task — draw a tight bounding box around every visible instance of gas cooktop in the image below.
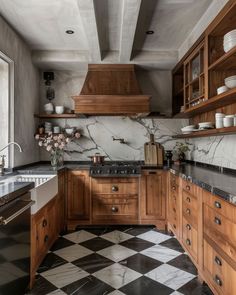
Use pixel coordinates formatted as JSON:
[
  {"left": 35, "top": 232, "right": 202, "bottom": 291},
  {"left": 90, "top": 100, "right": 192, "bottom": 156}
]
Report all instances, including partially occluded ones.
[{"left": 89, "top": 161, "right": 143, "bottom": 177}]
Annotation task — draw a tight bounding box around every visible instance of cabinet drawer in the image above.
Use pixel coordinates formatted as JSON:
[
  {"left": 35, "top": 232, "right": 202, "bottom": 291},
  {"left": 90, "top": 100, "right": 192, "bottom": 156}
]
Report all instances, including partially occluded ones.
[
  {"left": 203, "top": 239, "right": 236, "bottom": 295},
  {"left": 204, "top": 204, "right": 236, "bottom": 262},
  {"left": 182, "top": 217, "right": 198, "bottom": 261},
  {"left": 203, "top": 190, "right": 236, "bottom": 223},
  {"left": 92, "top": 178, "right": 138, "bottom": 195},
  {"left": 182, "top": 196, "right": 198, "bottom": 228},
  {"left": 182, "top": 179, "right": 196, "bottom": 195},
  {"left": 93, "top": 197, "right": 138, "bottom": 218}
]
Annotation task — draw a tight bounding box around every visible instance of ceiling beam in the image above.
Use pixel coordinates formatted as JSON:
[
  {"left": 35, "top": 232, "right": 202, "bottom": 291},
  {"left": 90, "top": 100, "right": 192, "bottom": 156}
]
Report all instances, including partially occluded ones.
[
  {"left": 119, "top": 0, "right": 142, "bottom": 62},
  {"left": 77, "top": 0, "right": 101, "bottom": 62},
  {"left": 31, "top": 49, "right": 178, "bottom": 70}
]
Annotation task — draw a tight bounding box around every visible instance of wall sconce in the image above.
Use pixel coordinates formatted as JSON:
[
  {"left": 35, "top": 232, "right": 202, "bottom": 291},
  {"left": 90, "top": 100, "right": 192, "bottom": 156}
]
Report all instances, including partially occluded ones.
[{"left": 43, "top": 71, "right": 55, "bottom": 101}]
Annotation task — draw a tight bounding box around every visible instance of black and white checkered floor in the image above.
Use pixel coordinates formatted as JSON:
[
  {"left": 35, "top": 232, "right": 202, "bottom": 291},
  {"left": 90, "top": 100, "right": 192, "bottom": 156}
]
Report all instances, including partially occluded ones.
[{"left": 29, "top": 226, "right": 213, "bottom": 295}]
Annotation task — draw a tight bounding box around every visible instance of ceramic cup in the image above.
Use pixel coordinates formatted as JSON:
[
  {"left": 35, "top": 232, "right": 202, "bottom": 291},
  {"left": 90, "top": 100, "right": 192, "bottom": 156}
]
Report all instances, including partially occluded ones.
[{"left": 55, "top": 106, "right": 64, "bottom": 114}]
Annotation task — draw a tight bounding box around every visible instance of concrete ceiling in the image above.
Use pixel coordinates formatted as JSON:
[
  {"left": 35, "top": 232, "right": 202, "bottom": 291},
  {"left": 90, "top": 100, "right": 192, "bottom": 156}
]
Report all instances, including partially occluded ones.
[{"left": 0, "top": 0, "right": 214, "bottom": 70}]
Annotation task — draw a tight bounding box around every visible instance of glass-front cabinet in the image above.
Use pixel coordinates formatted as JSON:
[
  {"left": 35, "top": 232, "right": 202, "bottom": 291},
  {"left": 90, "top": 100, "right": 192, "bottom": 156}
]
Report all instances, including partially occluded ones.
[{"left": 184, "top": 40, "right": 205, "bottom": 111}]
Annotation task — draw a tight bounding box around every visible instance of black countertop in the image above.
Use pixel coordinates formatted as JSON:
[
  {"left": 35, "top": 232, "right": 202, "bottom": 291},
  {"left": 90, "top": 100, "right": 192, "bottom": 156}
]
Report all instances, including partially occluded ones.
[
  {"left": 169, "top": 164, "right": 236, "bottom": 205},
  {"left": 3, "top": 161, "right": 236, "bottom": 206}
]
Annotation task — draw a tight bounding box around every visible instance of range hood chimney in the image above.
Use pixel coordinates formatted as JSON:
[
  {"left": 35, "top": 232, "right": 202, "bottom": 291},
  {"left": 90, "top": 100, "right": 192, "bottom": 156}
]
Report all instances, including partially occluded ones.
[{"left": 72, "top": 64, "right": 151, "bottom": 116}]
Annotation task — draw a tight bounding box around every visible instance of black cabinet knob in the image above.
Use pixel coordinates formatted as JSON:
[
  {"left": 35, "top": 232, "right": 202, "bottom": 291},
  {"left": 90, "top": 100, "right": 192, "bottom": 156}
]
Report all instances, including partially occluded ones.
[
  {"left": 214, "top": 201, "right": 221, "bottom": 209},
  {"left": 186, "top": 224, "right": 191, "bottom": 230},
  {"left": 214, "top": 275, "right": 222, "bottom": 286},
  {"left": 214, "top": 217, "right": 221, "bottom": 225},
  {"left": 186, "top": 239, "right": 191, "bottom": 246},
  {"left": 111, "top": 206, "right": 118, "bottom": 213},
  {"left": 42, "top": 219, "right": 47, "bottom": 227},
  {"left": 112, "top": 185, "right": 118, "bottom": 192},
  {"left": 215, "top": 256, "right": 222, "bottom": 266}
]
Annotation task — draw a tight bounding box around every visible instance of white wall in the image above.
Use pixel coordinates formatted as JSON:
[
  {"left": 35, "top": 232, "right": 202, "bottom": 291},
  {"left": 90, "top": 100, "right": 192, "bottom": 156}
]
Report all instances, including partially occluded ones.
[{"left": 0, "top": 16, "right": 40, "bottom": 167}]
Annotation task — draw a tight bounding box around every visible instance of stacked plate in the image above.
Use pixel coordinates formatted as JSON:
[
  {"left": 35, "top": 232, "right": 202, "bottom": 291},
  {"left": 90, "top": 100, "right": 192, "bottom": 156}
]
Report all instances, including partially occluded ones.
[
  {"left": 198, "top": 122, "right": 215, "bottom": 130},
  {"left": 181, "top": 125, "right": 198, "bottom": 134},
  {"left": 224, "top": 29, "right": 236, "bottom": 52},
  {"left": 45, "top": 122, "right": 52, "bottom": 133}
]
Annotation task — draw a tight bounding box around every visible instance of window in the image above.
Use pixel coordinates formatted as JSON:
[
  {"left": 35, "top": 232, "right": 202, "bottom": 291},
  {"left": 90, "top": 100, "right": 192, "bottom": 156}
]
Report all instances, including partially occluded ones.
[{"left": 0, "top": 52, "right": 14, "bottom": 168}]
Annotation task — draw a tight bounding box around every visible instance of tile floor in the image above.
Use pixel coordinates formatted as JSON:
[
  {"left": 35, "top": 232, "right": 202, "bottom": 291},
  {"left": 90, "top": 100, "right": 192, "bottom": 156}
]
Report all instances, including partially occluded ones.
[{"left": 28, "top": 226, "right": 213, "bottom": 295}]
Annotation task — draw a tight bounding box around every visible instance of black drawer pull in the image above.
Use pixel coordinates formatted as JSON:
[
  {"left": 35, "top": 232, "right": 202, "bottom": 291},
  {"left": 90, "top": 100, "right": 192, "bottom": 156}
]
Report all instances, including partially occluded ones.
[
  {"left": 186, "top": 208, "right": 191, "bottom": 215},
  {"left": 214, "top": 217, "right": 221, "bottom": 225},
  {"left": 111, "top": 185, "right": 118, "bottom": 192},
  {"left": 186, "top": 239, "right": 191, "bottom": 246},
  {"left": 186, "top": 197, "right": 191, "bottom": 203},
  {"left": 172, "top": 186, "right": 176, "bottom": 191},
  {"left": 173, "top": 224, "right": 176, "bottom": 229},
  {"left": 214, "top": 275, "right": 222, "bottom": 287},
  {"left": 149, "top": 171, "right": 157, "bottom": 175},
  {"left": 42, "top": 219, "right": 47, "bottom": 227},
  {"left": 111, "top": 206, "right": 118, "bottom": 213},
  {"left": 186, "top": 224, "right": 191, "bottom": 230},
  {"left": 214, "top": 201, "right": 221, "bottom": 209},
  {"left": 215, "top": 256, "right": 222, "bottom": 266},
  {"left": 44, "top": 235, "right": 49, "bottom": 243}
]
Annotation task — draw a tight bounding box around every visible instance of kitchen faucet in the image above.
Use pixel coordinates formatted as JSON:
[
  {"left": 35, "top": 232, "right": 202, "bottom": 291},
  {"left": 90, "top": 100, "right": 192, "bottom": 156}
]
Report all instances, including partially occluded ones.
[{"left": 0, "top": 142, "right": 23, "bottom": 175}]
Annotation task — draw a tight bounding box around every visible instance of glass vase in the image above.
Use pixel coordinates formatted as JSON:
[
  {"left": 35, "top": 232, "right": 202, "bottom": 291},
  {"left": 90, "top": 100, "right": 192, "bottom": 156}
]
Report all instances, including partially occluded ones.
[{"left": 50, "top": 149, "right": 64, "bottom": 169}]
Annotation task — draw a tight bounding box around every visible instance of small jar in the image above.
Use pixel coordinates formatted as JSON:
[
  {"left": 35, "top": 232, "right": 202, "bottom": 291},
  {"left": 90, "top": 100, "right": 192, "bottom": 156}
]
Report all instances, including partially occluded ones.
[
  {"left": 223, "top": 115, "right": 234, "bottom": 127},
  {"left": 215, "top": 113, "right": 225, "bottom": 129}
]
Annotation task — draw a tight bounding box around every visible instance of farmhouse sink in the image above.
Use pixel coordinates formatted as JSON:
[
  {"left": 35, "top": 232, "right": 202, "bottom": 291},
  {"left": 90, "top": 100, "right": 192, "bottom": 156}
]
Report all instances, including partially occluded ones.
[{"left": 4, "top": 174, "right": 58, "bottom": 214}]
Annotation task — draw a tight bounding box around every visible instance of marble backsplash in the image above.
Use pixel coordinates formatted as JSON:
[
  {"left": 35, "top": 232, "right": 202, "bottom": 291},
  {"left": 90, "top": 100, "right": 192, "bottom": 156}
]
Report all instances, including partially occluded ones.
[
  {"left": 39, "top": 117, "right": 188, "bottom": 161},
  {"left": 187, "top": 135, "right": 236, "bottom": 170}
]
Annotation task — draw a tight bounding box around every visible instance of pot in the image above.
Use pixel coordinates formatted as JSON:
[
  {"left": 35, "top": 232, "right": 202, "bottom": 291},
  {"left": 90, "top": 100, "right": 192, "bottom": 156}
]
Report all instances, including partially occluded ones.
[{"left": 89, "top": 153, "right": 107, "bottom": 164}]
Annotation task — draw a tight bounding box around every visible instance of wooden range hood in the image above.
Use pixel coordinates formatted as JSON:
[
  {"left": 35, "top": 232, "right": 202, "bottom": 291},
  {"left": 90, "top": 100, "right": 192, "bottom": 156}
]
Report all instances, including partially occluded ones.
[{"left": 72, "top": 64, "right": 151, "bottom": 116}]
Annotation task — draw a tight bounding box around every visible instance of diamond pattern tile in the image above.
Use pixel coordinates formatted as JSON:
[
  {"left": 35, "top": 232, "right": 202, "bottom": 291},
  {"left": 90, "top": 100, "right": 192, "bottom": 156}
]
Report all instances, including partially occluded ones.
[
  {"left": 28, "top": 226, "right": 213, "bottom": 295},
  {"left": 145, "top": 264, "right": 195, "bottom": 290},
  {"left": 79, "top": 237, "right": 114, "bottom": 252},
  {"left": 72, "top": 253, "right": 114, "bottom": 273}
]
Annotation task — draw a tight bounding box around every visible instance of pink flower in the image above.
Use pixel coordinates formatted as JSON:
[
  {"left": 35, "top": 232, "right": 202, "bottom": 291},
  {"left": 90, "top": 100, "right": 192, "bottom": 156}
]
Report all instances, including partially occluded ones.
[
  {"left": 38, "top": 141, "right": 43, "bottom": 146},
  {"left": 46, "top": 145, "right": 52, "bottom": 151},
  {"left": 53, "top": 135, "right": 58, "bottom": 141},
  {"left": 66, "top": 138, "right": 70, "bottom": 143},
  {"left": 35, "top": 134, "right": 40, "bottom": 140},
  {"left": 59, "top": 145, "right": 64, "bottom": 150},
  {"left": 75, "top": 132, "right": 81, "bottom": 138},
  {"left": 54, "top": 142, "right": 59, "bottom": 148},
  {"left": 59, "top": 134, "right": 64, "bottom": 139}
]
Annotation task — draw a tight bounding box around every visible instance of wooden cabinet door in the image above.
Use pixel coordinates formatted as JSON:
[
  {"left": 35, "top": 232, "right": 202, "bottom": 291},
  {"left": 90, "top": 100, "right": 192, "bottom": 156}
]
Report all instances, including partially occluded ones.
[
  {"left": 67, "top": 170, "right": 90, "bottom": 221},
  {"left": 140, "top": 170, "right": 166, "bottom": 222}
]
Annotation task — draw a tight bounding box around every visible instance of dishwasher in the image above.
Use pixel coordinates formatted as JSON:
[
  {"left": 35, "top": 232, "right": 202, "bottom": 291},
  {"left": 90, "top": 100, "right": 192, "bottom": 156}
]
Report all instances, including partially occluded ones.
[{"left": 0, "top": 191, "right": 34, "bottom": 295}]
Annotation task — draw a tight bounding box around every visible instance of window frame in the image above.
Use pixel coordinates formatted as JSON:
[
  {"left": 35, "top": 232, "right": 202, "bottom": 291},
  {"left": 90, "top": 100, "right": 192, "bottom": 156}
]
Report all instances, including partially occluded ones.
[{"left": 0, "top": 51, "right": 14, "bottom": 168}]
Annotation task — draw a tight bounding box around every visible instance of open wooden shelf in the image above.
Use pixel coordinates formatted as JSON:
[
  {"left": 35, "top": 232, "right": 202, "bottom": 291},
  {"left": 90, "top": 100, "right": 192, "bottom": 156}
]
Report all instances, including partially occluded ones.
[
  {"left": 208, "top": 46, "right": 236, "bottom": 71},
  {"left": 182, "top": 88, "right": 236, "bottom": 117},
  {"left": 173, "top": 126, "right": 236, "bottom": 139},
  {"left": 34, "top": 114, "right": 79, "bottom": 119}
]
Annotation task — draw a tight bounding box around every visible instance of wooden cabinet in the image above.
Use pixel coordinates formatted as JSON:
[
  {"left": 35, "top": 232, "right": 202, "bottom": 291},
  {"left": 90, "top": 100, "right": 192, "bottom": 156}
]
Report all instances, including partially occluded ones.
[
  {"left": 184, "top": 40, "right": 206, "bottom": 111},
  {"left": 92, "top": 177, "right": 139, "bottom": 224},
  {"left": 181, "top": 181, "right": 202, "bottom": 267},
  {"left": 67, "top": 170, "right": 90, "bottom": 228},
  {"left": 172, "top": 1, "right": 236, "bottom": 119},
  {"left": 31, "top": 195, "right": 59, "bottom": 286},
  {"left": 203, "top": 239, "right": 236, "bottom": 295},
  {"left": 167, "top": 172, "right": 180, "bottom": 237},
  {"left": 140, "top": 170, "right": 166, "bottom": 229}
]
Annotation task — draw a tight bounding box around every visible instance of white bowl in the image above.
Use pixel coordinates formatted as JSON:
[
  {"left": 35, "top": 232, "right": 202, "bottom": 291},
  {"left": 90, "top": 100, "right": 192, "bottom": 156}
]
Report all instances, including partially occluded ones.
[
  {"left": 225, "top": 75, "right": 236, "bottom": 81},
  {"left": 55, "top": 106, "right": 64, "bottom": 114},
  {"left": 217, "top": 85, "right": 229, "bottom": 95},
  {"left": 225, "top": 77, "right": 236, "bottom": 89},
  {"left": 65, "top": 128, "right": 74, "bottom": 135},
  {"left": 224, "top": 29, "right": 236, "bottom": 39}
]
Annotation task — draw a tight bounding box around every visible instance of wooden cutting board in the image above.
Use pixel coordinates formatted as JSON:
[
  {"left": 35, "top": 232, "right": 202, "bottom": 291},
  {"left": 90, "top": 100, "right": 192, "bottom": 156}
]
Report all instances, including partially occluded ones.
[{"left": 144, "top": 134, "right": 164, "bottom": 166}]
